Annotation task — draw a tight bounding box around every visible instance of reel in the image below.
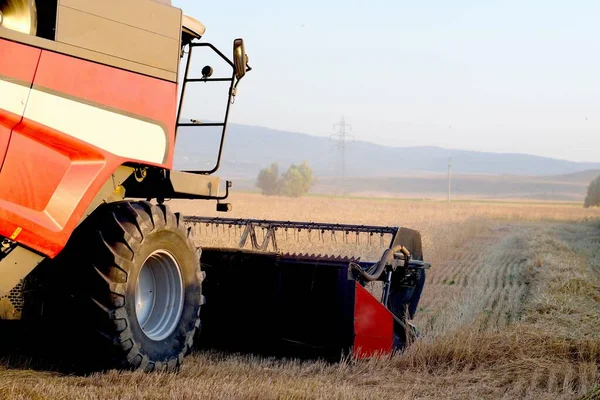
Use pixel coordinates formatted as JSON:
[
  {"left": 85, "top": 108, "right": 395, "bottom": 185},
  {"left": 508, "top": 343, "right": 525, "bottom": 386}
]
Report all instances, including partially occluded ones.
[{"left": 0, "top": 0, "right": 37, "bottom": 35}]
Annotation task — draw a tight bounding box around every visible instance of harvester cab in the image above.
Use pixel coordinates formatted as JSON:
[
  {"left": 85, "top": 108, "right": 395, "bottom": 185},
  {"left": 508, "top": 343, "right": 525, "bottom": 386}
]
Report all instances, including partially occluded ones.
[{"left": 0, "top": 0, "right": 430, "bottom": 371}]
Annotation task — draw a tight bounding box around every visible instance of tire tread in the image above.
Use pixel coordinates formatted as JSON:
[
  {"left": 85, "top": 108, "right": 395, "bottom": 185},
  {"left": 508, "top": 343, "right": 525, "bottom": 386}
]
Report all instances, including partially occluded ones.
[{"left": 80, "top": 201, "right": 201, "bottom": 372}]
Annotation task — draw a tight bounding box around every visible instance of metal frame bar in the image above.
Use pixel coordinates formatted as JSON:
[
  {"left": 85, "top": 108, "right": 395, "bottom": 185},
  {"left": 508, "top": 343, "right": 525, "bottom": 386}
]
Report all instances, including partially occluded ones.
[
  {"left": 176, "top": 123, "right": 226, "bottom": 127},
  {"left": 184, "top": 217, "right": 398, "bottom": 236},
  {"left": 176, "top": 42, "right": 236, "bottom": 175},
  {"left": 185, "top": 78, "right": 233, "bottom": 82},
  {"left": 183, "top": 216, "right": 399, "bottom": 251}
]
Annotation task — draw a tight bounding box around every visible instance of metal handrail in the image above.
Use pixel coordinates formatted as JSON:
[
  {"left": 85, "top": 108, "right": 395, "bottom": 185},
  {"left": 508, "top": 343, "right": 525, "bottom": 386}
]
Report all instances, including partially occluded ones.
[{"left": 175, "top": 42, "right": 236, "bottom": 175}]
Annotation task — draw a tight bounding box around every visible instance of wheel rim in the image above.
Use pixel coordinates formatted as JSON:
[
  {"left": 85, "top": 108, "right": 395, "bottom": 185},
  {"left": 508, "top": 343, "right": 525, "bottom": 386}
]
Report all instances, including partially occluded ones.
[{"left": 135, "top": 250, "right": 184, "bottom": 341}]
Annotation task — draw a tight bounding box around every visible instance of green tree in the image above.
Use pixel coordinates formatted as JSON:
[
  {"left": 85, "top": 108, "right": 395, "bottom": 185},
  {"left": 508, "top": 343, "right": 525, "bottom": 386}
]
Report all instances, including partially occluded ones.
[
  {"left": 256, "top": 161, "right": 315, "bottom": 197},
  {"left": 256, "top": 163, "right": 280, "bottom": 195},
  {"left": 279, "top": 161, "right": 315, "bottom": 197},
  {"left": 584, "top": 175, "right": 600, "bottom": 208}
]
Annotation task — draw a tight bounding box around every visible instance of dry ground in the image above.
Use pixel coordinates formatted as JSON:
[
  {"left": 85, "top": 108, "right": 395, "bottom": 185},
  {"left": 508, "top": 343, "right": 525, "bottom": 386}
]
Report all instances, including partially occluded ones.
[{"left": 1, "top": 194, "right": 599, "bottom": 399}]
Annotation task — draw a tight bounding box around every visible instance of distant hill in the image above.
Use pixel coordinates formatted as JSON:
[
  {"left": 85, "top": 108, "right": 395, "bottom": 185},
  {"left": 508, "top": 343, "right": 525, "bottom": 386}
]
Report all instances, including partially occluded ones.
[
  {"left": 540, "top": 169, "right": 600, "bottom": 183},
  {"left": 174, "top": 124, "right": 600, "bottom": 180}
]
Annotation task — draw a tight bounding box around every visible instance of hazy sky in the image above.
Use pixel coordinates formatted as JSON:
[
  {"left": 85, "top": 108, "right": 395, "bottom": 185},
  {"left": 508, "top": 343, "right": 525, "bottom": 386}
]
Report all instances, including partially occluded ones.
[{"left": 173, "top": 0, "right": 599, "bottom": 163}]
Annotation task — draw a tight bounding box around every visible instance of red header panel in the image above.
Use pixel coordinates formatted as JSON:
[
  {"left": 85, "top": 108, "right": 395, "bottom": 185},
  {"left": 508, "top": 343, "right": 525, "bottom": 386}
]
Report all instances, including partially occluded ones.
[{"left": 353, "top": 283, "right": 394, "bottom": 358}]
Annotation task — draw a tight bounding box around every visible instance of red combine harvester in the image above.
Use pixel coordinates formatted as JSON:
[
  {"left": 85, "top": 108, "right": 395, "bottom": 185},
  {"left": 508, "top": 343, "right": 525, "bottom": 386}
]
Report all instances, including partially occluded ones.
[{"left": 0, "top": 0, "right": 430, "bottom": 371}]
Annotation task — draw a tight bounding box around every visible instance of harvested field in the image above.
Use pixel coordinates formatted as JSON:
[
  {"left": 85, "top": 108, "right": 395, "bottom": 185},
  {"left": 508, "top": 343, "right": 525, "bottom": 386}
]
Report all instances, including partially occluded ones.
[{"left": 1, "top": 194, "right": 599, "bottom": 399}]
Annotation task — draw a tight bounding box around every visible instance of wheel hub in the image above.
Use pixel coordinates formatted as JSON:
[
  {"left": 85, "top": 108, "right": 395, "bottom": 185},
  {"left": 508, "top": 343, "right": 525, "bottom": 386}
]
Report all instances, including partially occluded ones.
[{"left": 135, "top": 250, "right": 184, "bottom": 341}]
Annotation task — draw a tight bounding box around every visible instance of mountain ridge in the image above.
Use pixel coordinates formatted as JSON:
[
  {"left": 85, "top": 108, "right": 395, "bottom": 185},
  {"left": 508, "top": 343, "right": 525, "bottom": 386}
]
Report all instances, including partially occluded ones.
[{"left": 174, "top": 124, "right": 600, "bottom": 179}]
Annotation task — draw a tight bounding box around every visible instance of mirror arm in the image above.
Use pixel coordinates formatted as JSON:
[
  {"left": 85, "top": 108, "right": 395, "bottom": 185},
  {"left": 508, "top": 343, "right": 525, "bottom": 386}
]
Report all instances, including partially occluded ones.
[{"left": 188, "top": 42, "right": 235, "bottom": 68}]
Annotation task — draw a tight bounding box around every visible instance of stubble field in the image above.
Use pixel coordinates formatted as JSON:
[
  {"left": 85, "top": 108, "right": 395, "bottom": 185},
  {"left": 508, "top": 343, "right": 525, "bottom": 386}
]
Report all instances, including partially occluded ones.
[{"left": 1, "top": 193, "right": 599, "bottom": 399}]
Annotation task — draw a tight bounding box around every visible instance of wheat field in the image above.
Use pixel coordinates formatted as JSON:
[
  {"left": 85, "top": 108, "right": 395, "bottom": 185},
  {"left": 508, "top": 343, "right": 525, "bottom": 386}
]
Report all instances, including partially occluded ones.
[{"left": 1, "top": 194, "right": 599, "bottom": 399}]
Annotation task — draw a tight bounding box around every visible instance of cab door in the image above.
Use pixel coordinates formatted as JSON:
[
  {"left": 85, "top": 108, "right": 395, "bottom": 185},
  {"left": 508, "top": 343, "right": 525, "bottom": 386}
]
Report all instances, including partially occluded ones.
[{"left": 0, "top": 38, "right": 41, "bottom": 169}]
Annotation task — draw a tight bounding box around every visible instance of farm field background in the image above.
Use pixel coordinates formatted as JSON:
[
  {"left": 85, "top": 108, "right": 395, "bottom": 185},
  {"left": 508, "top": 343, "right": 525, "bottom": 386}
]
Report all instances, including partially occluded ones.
[{"left": 1, "top": 193, "right": 599, "bottom": 399}]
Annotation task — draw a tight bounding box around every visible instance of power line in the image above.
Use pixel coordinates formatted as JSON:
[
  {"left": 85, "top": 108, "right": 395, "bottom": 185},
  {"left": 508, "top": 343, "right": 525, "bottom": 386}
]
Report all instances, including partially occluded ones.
[{"left": 331, "top": 116, "right": 353, "bottom": 194}]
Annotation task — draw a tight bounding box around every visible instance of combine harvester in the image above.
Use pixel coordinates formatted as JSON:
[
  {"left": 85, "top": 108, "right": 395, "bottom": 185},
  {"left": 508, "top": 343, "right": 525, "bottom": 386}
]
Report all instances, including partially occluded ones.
[{"left": 0, "top": 0, "right": 430, "bottom": 371}]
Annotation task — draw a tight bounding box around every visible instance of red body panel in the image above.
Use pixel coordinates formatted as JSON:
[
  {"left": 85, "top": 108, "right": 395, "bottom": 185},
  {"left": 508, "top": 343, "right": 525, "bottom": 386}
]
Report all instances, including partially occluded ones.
[
  {"left": 0, "top": 40, "right": 41, "bottom": 167},
  {"left": 32, "top": 51, "right": 177, "bottom": 167},
  {"left": 0, "top": 109, "right": 19, "bottom": 173},
  {"left": 0, "top": 39, "right": 41, "bottom": 81},
  {"left": 0, "top": 119, "right": 117, "bottom": 256},
  {"left": 353, "top": 283, "right": 394, "bottom": 358},
  {"left": 0, "top": 38, "right": 179, "bottom": 257}
]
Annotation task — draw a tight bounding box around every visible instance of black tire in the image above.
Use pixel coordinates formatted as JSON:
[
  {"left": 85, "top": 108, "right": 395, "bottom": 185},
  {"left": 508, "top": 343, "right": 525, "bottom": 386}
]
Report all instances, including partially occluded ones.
[{"left": 55, "top": 201, "right": 203, "bottom": 372}]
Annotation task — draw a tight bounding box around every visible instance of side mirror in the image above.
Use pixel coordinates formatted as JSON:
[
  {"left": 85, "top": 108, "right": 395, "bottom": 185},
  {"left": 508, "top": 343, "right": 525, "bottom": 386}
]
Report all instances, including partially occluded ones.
[{"left": 233, "top": 38, "right": 249, "bottom": 81}]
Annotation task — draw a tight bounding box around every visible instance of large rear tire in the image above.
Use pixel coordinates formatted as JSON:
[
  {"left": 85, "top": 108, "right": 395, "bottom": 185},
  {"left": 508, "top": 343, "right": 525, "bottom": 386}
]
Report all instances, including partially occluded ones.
[{"left": 59, "top": 201, "right": 203, "bottom": 372}]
